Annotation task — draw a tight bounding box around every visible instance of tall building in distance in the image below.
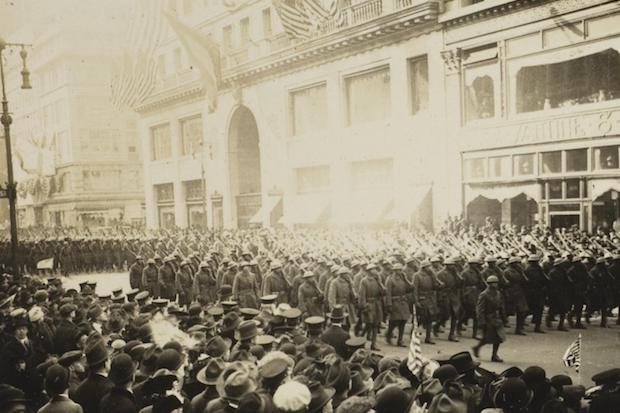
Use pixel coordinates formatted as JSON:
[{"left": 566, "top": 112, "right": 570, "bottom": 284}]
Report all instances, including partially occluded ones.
[
  {"left": 5, "top": 0, "right": 144, "bottom": 229},
  {"left": 139, "top": 0, "right": 449, "bottom": 230}
]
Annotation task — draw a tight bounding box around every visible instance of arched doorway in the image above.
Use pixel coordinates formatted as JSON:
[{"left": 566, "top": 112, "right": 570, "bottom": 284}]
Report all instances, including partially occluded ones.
[
  {"left": 228, "top": 106, "right": 262, "bottom": 228},
  {"left": 466, "top": 195, "right": 501, "bottom": 229}
]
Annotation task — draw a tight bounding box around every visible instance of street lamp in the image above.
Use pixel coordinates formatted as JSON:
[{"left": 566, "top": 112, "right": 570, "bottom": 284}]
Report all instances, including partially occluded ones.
[{"left": 0, "top": 36, "right": 32, "bottom": 276}]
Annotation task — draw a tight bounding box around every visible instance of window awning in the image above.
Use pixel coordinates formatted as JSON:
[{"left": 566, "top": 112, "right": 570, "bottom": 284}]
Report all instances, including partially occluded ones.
[
  {"left": 385, "top": 185, "right": 432, "bottom": 222},
  {"left": 337, "top": 193, "right": 394, "bottom": 224},
  {"left": 591, "top": 179, "right": 620, "bottom": 201},
  {"left": 279, "top": 194, "right": 330, "bottom": 225},
  {"left": 249, "top": 196, "right": 282, "bottom": 224},
  {"left": 465, "top": 183, "right": 540, "bottom": 205}
]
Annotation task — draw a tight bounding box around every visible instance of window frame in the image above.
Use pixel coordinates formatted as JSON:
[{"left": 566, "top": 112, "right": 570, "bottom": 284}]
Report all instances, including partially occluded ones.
[
  {"left": 289, "top": 81, "right": 328, "bottom": 137},
  {"left": 343, "top": 65, "right": 392, "bottom": 126}
]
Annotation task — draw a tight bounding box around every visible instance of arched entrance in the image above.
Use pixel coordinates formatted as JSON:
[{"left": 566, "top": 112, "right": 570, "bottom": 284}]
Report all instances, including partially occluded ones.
[
  {"left": 467, "top": 195, "right": 501, "bottom": 229},
  {"left": 228, "top": 106, "right": 262, "bottom": 228}
]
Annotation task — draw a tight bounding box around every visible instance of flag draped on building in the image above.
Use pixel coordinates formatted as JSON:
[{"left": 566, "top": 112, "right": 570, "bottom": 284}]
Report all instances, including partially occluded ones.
[
  {"left": 273, "top": 0, "right": 313, "bottom": 40},
  {"left": 328, "top": 0, "right": 347, "bottom": 28},
  {"left": 110, "top": 0, "right": 167, "bottom": 110},
  {"left": 562, "top": 334, "right": 582, "bottom": 373},
  {"left": 163, "top": 11, "right": 221, "bottom": 113}
]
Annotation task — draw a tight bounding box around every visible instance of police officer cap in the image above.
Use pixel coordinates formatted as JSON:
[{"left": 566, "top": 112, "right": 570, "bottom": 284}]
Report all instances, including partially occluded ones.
[
  {"left": 345, "top": 336, "right": 366, "bottom": 349},
  {"left": 486, "top": 275, "right": 499, "bottom": 284},
  {"left": 135, "top": 291, "right": 150, "bottom": 301},
  {"left": 591, "top": 368, "right": 620, "bottom": 385},
  {"left": 468, "top": 257, "right": 482, "bottom": 264},
  {"left": 305, "top": 316, "right": 325, "bottom": 326}
]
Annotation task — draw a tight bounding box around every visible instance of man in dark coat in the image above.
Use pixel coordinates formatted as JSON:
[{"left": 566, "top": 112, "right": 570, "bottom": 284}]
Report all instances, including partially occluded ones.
[
  {"left": 320, "top": 305, "right": 350, "bottom": 359},
  {"left": 53, "top": 304, "right": 81, "bottom": 355},
  {"left": 436, "top": 257, "right": 463, "bottom": 342},
  {"left": 128, "top": 256, "right": 144, "bottom": 290},
  {"left": 472, "top": 275, "right": 506, "bottom": 362},
  {"left": 524, "top": 255, "right": 549, "bottom": 333},
  {"left": 99, "top": 353, "right": 137, "bottom": 413},
  {"left": 589, "top": 257, "right": 614, "bottom": 328},
  {"left": 297, "top": 272, "right": 323, "bottom": 318},
  {"left": 385, "top": 263, "right": 413, "bottom": 347},
  {"left": 503, "top": 257, "right": 530, "bottom": 335},
  {"left": 0, "top": 316, "right": 36, "bottom": 399},
  {"left": 358, "top": 263, "right": 384, "bottom": 350},
  {"left": 414, "top": 260, "right": 442, "bottom": 344},
  {"left": 459, "top": 257, "right": 485, "bottom": 339},
  {"left": 567, "top": 255, "right": 590, "bottom": 329},
  {"left": 158, "top": 257, "right": 177, "bottom": 301},
  {"left": 141, "top": 259, "right": 159, "bottom": 298},
  {"left": 72, "top": 340, "right": 113, "bottom": 413}
]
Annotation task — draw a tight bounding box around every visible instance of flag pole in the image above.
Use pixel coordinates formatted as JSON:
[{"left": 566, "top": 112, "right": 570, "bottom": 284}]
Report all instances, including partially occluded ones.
[{"left": 577, "top": 333, "right": 582, "bottom": 385}]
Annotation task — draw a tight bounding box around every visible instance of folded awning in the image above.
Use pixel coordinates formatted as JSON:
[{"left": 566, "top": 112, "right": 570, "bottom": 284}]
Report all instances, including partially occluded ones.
[
  {"left": 249, "top": 196, "right": 282, "bottom": 224},
  {"left": 338, "top": 193, "right": 394, "bottom": 224},
  {"left": 590, "top": 179, "right": 620, "bottom": 201},
  {"left": 279, "top": 194, "right": 330, "bottom": 225},
  {"left": 386, "top": 185, "right": 432, "bottom": 222},
  {"left": 465, "top": 183, "right": 540, "bottom": 205}
]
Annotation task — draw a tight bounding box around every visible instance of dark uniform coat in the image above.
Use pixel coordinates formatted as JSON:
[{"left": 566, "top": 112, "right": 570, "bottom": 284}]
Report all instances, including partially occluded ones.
[
  {"left": 298, "top": 279, "right": 323, "bottom": 317},
  {"left": 476, "top": 287, "right": 506, "bottom": 344},
  {"left": 548, "top": 264, "right": 571, "bottom": 314},
  {"left": 320, "top": 325, "right": 350, "bottom": 359},
  {"left": 436, "top": 266, "right": 463, "bottom": 317},
  {"left": 327, "top": 276, "right": 357, "bottom": 324},
  {"left": 358, "top": 274, "right": 384, "bottom": 324},
  {"left": 460, "top": 264, "right": 485, "bottom": 316},
  {"left": 193, "top": 268, "right": 217, "bottom": 304},
  {"left": 503, "top": 264, "right": 529, "bottom": 315},
  {"left": 414, "top": 268, "right": 441, "bottom": 323},
  {"left": 129, "top": 262, "right": 144, "bottom": 290},
  {"left": 262, "top": 271, "right": 290, "bottom": 305},
  {"left": 385, "top": 272, "right": 412, "bottom": 321},
  {"left": 158, "top": 264, "right": 177, "bottom": 300},
  {"left": 53, "top": 319, "right": 80, "bottom": 355},
  {"left": 141, "top": 265, "right": 159, "bottom": 298}
]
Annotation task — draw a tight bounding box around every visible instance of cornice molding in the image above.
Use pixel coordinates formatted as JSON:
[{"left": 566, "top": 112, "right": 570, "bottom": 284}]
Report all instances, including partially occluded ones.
[{"left": 135, "top": 81, "right": 204, "bottom": 113}]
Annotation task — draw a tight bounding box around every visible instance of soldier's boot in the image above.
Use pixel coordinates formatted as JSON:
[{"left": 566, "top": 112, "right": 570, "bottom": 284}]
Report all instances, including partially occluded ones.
[
  {"left": 448, "top": 317, "right": 459, "bottom": 342},
  {"left": 385, "top": 321, "right": 395, "bottom": 345},
  {"left": 515, "top": 313, "right": 526, "bottom": 335},
  {"left": 491, "top": 343, "right": 503, "bottom": 363},
  {"left": 432, "top": 322, "right": 440, "bottom": 338},
  {"left": 370, "top": 328, "right": 379, "bottom": 351},
  {"left": 471, "top": 342, "right": 482, "bottom": 358},
  {"left": 545, "top": 314, "right": 553, "bottom": 329},
  {"left": 600, "top": 310, "right": 609, "bottom": 328},
  {"left": 557, "top": 314, "right": 569, "bottom": 331},
  {"left": 396, "top": 322, "right": 406, "bottom": 347},
  {"left": 425, "top": 322, "right": 435, "bottom": 345},
  {"left": 472, "top": 318, "right": 479, "bottom": 340},
  {"left": 567, "top": 313, "right": 575, "bottom": 329}
]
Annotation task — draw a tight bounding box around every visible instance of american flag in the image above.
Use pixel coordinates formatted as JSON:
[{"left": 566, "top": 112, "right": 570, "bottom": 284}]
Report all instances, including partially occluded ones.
[
  {"left": 273, "top": 0, "right": 313, "bottom": 40},
  {"left": 562, "top": 334, "right": 582, "bottom": 373},
  {"left": 328, "top": 0, "right": 347, "bottom": 28},
  {"left": 407, "top": 315, "right": 438, "bottom": 378},
  {"left": 110, "top": 0, "right": 167, "bottom": 110}
]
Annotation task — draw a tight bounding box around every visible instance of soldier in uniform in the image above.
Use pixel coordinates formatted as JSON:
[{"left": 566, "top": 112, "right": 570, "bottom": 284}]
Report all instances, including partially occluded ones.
[
  {"left": 177, "top": 260, "right": 195, "bottom": 307},
  {"left": 358, "top": 262, "right": 384, "bottom": 350},
  {"left": 459, "top": 257, "right": 485, "bottom": 339},
  {"left": 567, "top": 254, "right": 590, "bottom": 329},
  {"left": 262, "top": 260, "right": 290, "bottom": 305},
  {"left": 546, "top": 258, "right": 571, "bottom": 331},
  {"left": 328, "top": 267, "right": 357, "bottom": 330},
  {"left": 142, "top": 258, "right": 159, "bottom": 298},
  {"left": 414, "top": 260, "right": 442, "bottom": 344},
  {"left": 128, "top": 256, "right": 144, "bottom": 290},
  {"left": 232, "top": 261, "right": 259, "bottom": 309},
  {"left": 384, "top": 263, "right": 411, "bottom": 347},
  {"left": 589, "top": 257, "right": 613, "bottom": 328},
  {"left": 297, "top": 271, "right": 323, "bottom": 318},
  {"left": 524, "top": 254, "right": 549, "bottom": 333},
  {"left": 607, "top": 253, "right": 620, "bottom": 326},
  {"left": 472, "top": 275, "right": 506, "bottom": 362},
  {"left": 193, "top": 261, "right": 217, "bottom": 305},
  {"left": 435, "top": 257, "right": 463, "bottom": 342},
  {"left": 158, "top": 256, "right": 177, "bottom": 301},
  {"left": 503, "top": 256, "right": 529, "bottom": 335}
]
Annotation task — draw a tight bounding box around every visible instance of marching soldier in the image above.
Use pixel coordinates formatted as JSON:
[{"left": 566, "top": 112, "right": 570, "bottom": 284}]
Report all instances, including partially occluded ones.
[
  {"left": 262, "top": 260, "right": 290, "bottom": 305},
  {"left": 503, "top": 256, "right": 529, "bottom": 335},
  {"left": 158, "top": 256, "right": 177, "bottom": 301},
  {"left": 177, "top": 260, "right": 195, "bottom": 307},
  {"left": 297, "top": 271, "right": 323, "bottom": 318},
  {"left": 524, "top": 254, "right": 549, "bottom": 333},
  {"left": 546, "top": 258, "right": 571, "bottom": 331},
  {"left": 232, "top": 261, "right": 260, "bottom": 309},
  {"left": 472, "top": 275, "right": 506, "bottom": 363},
  {"left": 459, "top": 257, "right": 485, "bottom": 339},
  {"left": 385, "top": 263, "right": 411, "bottom": 347},
  {"left": 358, "top": 262, "right": 384, "bottom": 350},
  {"left": 327, "top": 267, "right": 357, "bottom": 330},
  {"left": 128, "top": 256, "right": 144, "bottom": 290},
  {"left": 567, "top": 254, "right": 589, "bottom": 329},
  {"left": 414, "top": 260, "right": 442, "bottom": 344},
  {"left": 193, "top": 261, "right": 217, "bottom": 305},
  {"left": 589, "top": 257, "right": 614, "bottom": 328},
  {"left": 436, "top": 257, "right": 463, "bottom": 342},
  {"left": 142, "top": 258, "right": 159, "bottom": 298}
]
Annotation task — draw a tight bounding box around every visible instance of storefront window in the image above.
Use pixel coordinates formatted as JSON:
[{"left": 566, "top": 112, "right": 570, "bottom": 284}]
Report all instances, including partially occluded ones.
[
  {"left": 566, "top": 179, "right": 581, "bottom": 199},
  {"left": 566, "top": 149, "right": 587, "bottom": 172},
  {"left": 465, "top": 158, "right": 486, "bottom": 180},
  {"left": 594, "top": 146, "right": 619, "bottom": 169},
  {"left": 549, "top": 181, "right": 562, "bottom": 199},
  {"left": 541, "top": 151, "right": 561, "bottom": 174},
  {"left": 513, "top": 154, "right": 535, "bottom": 176},
  {"left": 515, "top": 48, "right": 620, "bottom": 113},
  {"left": 464, "top": 62, "right": 497, "bottom": 121},
  {"left": 489, "top": 156, "right": 510, "bottom": 178}
]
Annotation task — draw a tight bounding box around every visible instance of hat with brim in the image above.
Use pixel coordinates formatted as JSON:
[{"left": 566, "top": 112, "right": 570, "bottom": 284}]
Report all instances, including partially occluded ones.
[
  {"left": 0, "top": 384, "right": 28, "bottom": 408},
  {"left": 447, "top": 351, "right": 480, "bottom": 374},
  {"left": 85, "top": 340, "right": 109, "bottom": 368},
  {"left": 308, "top": 382, "right": 336, "bottom": 413},
  {"left": 492, "top": 378, "right": 533, "bottom": 410},
  {"left": 349, "top": 371, "right": 370, "bottom": 396},
  {"left": 236, "top": 320, "right": 259, "bottom": 341},
  {"left": 197, "top": 358, "right": 226, "bottom": 385},
  {"left": 327, "top": 305, "right": 347, "bottom": 321}
]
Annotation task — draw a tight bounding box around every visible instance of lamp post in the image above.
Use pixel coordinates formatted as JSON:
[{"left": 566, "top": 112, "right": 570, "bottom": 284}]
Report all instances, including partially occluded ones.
[{"left": 0, "top": 37, "right": 32, "bottom": 275}]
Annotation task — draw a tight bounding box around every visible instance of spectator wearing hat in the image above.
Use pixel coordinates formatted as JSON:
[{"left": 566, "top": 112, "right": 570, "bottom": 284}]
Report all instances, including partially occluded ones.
[
  {"left": 386, "top": 263, "right": 413, "bottom": 347},
  {"left": 327, "top": 268, "right": 357, "bottom": 329},
  {"left": 259, "top": 358, "right": 290, "bottom": 396},
  {"left": 273, "top": 381, "right": 311, "bottom": 413},
  {"left": 414, "top": 260, "right": 442, "bottom": 344},
  {"left": 38, "top": 364, "right": 83, "bottom": 413},
  {"left": 308, "top": 380, "right": 335, "bottom": 413},
  {"left": 129, "top": 257, "right": 145, "bottom": 291},
  {"left": 191, "top": 358, "right": 225, "bottom": 413},
  {"left": 326, "top": 359, "right": 351, "bottom": 409},
  {"left": 237, "top": 392, "right": 275, "bottom": 413},
  {"left": 28, "top": 305, "right": 54, "bottom": 367},
  {"left": 142, "top": 260, "right": 160, "bottom": 299},
  {"left": 58, "top": 350, "right": 85, "bottom": 395},
  {"left": 358, "top": 263, "right": 384, "bottom": 350},
  {"left": 53, "top": 304, "right": 81, "bottom": 355},
  {"left": 263, "top": 261, "right": 290, "bottom": 305},
  {"left": 0, "top": 314, "right": 35, "bottom": 399},
  {"left": 588, "top": 368, "right": 620, "bottom": 413},
  {"left": 480, "top": 377, "right": 533, "bottom": 413},
  {"left": 71, "top": 340, "right": 113, "bottom": 413},
  {"left": 298, "top": 272, "right": 323, "bottom": 318},
  {"left": 375, "top": 385, "right": 412, "bottom": 413},
  {"left": 472, "top": 276, "right": 506, "bottom": 362},
  {"left": 99, "top": 353, "right": 137, "bottom": 413},
  {"left": 321, "top": 306, "right": 350, "bottom": 359},
  {"left": 233, "top": 262, "right": 260, "bottom": 309},
  {"left": 0, "top": 384, "right": 28, "bottom": 413}
]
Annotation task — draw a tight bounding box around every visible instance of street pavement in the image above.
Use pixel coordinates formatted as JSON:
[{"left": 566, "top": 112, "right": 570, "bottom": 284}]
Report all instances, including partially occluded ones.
[{"left": 62, "top": 271, "right": 620, "bottom": 386}]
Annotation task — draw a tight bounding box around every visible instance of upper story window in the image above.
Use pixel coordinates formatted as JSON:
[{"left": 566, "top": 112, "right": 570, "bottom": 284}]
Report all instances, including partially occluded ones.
[
  {"left": 465, "top": 158, "right": 486, "bottom": 180},
  {"left": 180, "top": 116, "right": 203, "bottom": 156},
  {"left": 513, "top": 153, "right": 535, "bottom": 176},
  {"left": 296, "top": 166, "right": 330, "bottom": 193},
  {"left": 155, "top": 183, "right": 174, "bottom": 203},
  {"left": 151, "top": 124, "right": 172, "bottom": 161},
  {"left": 223, "top": 25, "right": 233, "bottom": 49},
  {"left": 351, "top": 159, "right": 394, "bottom": 190},
  {"left": 463, "top": 45, "right": 498, "bottom": 123},
  {"left": 541, "top": 151, "right": 561, "bottom": 174},
  {"left": 262, "top": 8, "right": 272, "bottom": 37},
  {"left": 594, "top": 145, "right": 619, "bottom": 170},
  {"left": 290, "top": 83, "right": 328, "bottom": 136},
  {"left": 489, "top": 156, "right": 510, "bottom": 179},
  {"left": 409, "top": 55, "right": 429, "bottom": 115},
  {"left": 240, "top": 17, "right": 250, "bottom": 45},
  {"left": 345, "top": 66, "right": 391, "bottom": 125},
  {"left": 515, "top": 48, "right": 620, "bottom": 113}
]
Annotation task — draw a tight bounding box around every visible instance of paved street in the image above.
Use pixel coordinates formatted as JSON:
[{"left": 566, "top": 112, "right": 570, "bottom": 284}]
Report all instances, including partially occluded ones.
[{"left": 61, "top": 271, "right": 620, "bottom": 386}]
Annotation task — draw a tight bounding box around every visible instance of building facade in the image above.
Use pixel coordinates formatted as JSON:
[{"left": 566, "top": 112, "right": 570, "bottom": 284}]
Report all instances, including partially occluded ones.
[
  {"left": 6, "top": 0, "right": 144, "bottom": 228},
  {"left": 442, "top": 0, "right": 620, "bottom": 231},
  {"left": 140, "top": 0, "right": 456, "bottom": 230}
]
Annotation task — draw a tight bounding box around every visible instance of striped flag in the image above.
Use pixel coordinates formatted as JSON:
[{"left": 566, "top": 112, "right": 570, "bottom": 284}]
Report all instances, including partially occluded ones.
[
  {"left": 407, "top": 315, "right": 439, "bottom": 378},
  {"left": 273, "top": 0, "right": 313, "bottom": 40},
  {"left": 328, "top": 0, "right": 347, "bottom": 28},
  {"left": 163, "top": 11, "right": 221, "bottom": 113},
  {"left": 110, "top": 0, "right": 167, "bottom": 110},
  {"left": 305, "top": 0, "right": 330, "bottom": 20},
  {"left": 562, "top": 334, "right": 582, "bottom": 372}
]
